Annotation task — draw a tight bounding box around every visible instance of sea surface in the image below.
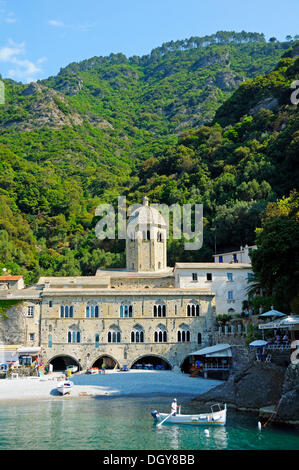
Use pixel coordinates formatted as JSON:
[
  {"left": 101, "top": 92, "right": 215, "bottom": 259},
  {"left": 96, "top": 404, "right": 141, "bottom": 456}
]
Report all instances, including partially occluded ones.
[{"left": 0, "top": 395, "right": 298, "bottom": 450}]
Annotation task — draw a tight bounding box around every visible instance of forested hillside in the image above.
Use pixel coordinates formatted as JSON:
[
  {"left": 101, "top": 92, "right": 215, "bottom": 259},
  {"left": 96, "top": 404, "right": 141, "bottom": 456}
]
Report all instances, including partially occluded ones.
[{"left": 0, "top": 32, "right": 298, "bottom": 284}]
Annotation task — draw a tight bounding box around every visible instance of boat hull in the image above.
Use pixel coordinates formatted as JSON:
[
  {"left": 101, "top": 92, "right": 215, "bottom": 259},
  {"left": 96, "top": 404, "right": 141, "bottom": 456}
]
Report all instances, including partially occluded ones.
[
  {"left": 57, "top": 381, "right": 73, "bottom": 395},
  {"left": 152, "top": 406, "right": 226, "bottom": 426}
]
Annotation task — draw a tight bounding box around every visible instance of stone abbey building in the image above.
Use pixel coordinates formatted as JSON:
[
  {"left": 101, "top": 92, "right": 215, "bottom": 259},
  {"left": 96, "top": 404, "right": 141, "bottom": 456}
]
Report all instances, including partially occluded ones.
[{"left": 0, "top": 197, "right": 252, "bottom": 371}]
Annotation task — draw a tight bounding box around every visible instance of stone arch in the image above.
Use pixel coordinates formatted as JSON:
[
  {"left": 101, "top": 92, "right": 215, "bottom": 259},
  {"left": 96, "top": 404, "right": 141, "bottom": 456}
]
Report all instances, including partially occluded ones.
[
  {"left": 129, "top": 354, "right": 172, "bottom": 370},
  {"left": 48, "top": 354, "right": 81, "bottom": 372},
  {"left": 179, "top": 354, "right": 195, "bottom": 374},
  {"left": 91, "top": 354, "right": 119, "bottom": 370}
]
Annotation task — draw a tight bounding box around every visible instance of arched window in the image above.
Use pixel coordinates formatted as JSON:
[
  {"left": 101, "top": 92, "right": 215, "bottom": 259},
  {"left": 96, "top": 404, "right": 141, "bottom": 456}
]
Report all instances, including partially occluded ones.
[
  {"left": 147, "top": 230, "right": 150, "bottom": 240},
  {"left": 61, "top": 305, "right": 74, "bottom": 318},
  {"left": 68, "top": 330, "right": 80, "bottom": 343},
  {"left": 86, "top": 304, "right": 99, "bottom": 318},
  {"left": 48, "top": 334, "right": 52, "bottom": 348},
  {"left": 108, "top": 326, "right": 121, "bottom": 343},
  {"left": 178, "top": 324, "right": 191, "bottom": 342},
  {"left": 153, "top": 303, "right": 166, "bottom": 317},
  {"left": 187, "top": 302, "right": 200, "bottom": 317},
  {"left": 120, "top": 304, "right": 133, "bottom": 318},
  {"left": 131, "top": 325, "right": 144, "bottom": 343},
  {"left": 198, "top": 333, "right": 202, "bottom": 344},
  {"left": 95, "top": 334, "right": 99, "bottom": 348},
  {"left": 154, "top": 325, "right": 167, "bottom": 343}
]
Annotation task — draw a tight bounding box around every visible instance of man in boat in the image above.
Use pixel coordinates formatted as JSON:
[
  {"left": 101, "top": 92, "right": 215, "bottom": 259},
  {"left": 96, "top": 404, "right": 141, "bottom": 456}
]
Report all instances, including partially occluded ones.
[{"left": 171, "top": 398, "right": 178, "bottom": 416}]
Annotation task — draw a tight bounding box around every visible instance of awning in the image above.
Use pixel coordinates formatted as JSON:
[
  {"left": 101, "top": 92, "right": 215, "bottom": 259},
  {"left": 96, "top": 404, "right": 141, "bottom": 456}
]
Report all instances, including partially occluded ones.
[
  {"left": 0, "top": 345, "right": 21, "bottom": 363},
  {"left": 188, "top": 344, "right": 232, "bottom": 357},
  {"left": 259, "top": 310, "right": 286, "bottom": 318},
  {"left": 17, "top": 347, "right": 41, "bottom": 355},
  {"left": 259, "top": 316, "right": 299, "bottom": 330}
]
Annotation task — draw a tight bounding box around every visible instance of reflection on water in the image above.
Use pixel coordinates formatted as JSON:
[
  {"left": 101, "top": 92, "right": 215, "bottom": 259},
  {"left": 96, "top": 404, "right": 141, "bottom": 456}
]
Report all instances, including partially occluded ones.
[{"left": 0, "top": 396, "right": 298, "bottom": 450}]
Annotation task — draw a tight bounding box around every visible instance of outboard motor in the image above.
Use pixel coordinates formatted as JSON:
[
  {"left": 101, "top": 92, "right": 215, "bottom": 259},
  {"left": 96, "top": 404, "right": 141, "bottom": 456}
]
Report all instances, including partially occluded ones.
[{"left": 151, "top": 410, "right": 159, "bottom": 421}]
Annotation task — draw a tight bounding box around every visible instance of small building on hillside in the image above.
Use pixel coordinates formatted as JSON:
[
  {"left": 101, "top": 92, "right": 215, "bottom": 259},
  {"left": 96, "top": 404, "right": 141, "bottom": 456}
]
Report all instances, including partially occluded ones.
[
  {"left": 0, "top": 276, "right": 24, "bottom": 290},
  {"left": 213, "top": 245, "right": 257, "bottom": 264}
]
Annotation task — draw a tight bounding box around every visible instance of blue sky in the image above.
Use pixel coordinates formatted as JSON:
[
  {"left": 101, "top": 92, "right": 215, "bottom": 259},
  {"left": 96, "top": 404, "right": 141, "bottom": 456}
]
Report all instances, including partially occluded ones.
[{"left": 0, "top": 0, "right": 298, "bottom": 83}]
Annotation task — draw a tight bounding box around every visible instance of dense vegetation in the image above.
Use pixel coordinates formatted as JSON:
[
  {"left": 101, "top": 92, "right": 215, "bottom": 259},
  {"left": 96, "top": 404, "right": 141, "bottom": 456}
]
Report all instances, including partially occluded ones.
[
  {"left": 250, "top": 190, "right": 299, "bottom": 313},
  {"left": 0, "top": 33, "right": 298, "bottom": 301}
]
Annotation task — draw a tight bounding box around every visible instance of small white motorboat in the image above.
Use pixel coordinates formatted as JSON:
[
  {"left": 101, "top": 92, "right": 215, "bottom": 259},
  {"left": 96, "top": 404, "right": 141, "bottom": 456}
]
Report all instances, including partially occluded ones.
[
  {"left": 57, "top": 380, "right": 73, "bottom": 395},
  {"left": 65, "top": 365, "right": 78, "bottom": 373},
  {"left": 87, "top": 367, "right": 99, "bottom": 374},
  {"left": 152, "top": 403, "right": 227, "bottom": 426}
]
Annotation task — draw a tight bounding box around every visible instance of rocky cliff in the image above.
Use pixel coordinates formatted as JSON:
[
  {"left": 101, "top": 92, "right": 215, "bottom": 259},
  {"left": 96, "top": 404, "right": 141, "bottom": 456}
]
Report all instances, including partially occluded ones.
[{"left": 192, "top": 362, "right": 285, "bottom": 410}]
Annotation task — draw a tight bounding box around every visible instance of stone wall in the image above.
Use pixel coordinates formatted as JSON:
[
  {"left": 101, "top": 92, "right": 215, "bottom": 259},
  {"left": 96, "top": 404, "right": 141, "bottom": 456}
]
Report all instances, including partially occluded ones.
[
  {"left": 111, "top": 277, "right": 174, "bottom": 289},
  {"left": 0, "top": 301, "right": 40, "bottom": 347}
]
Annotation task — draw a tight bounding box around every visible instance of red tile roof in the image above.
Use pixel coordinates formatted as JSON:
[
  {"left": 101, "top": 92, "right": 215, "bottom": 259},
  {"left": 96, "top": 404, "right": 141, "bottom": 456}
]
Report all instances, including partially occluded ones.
[{"left": 0, "top": 276, "right": 23, "bottom": 281}]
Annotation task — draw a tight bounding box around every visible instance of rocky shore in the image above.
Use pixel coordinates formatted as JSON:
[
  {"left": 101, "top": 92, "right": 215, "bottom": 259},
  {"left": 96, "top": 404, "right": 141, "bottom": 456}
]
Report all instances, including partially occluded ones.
[{"left": 192, "top": 361, "right": 299, "bottom": 426}]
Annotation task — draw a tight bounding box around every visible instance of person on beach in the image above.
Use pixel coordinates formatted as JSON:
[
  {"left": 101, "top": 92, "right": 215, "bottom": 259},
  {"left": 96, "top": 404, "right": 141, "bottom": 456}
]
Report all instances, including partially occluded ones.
[
  {"left": 171, "top": 398, "right": 178, "bottom": 416},
  {"left": 101, "top": 363, "right": 105, "bottom": 374}
]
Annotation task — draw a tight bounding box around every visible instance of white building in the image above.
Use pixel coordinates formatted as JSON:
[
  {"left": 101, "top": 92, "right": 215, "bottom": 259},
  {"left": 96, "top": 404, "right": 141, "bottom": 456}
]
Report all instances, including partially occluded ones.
[
  {"left": 213, "top": 245, "right": 257, "bottom": 264},
  {"left": 174, "top": 263, "right": 252, "bottom": 315}
]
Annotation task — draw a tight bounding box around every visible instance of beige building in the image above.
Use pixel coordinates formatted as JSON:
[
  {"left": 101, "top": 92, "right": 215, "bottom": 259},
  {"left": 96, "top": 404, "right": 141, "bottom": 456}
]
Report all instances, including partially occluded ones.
[
  {"left": 0, "top": 198, "right": 215, "bottom": 372},
  {"left": 0, "top": 197, "right": 252, "bottom": 371}
]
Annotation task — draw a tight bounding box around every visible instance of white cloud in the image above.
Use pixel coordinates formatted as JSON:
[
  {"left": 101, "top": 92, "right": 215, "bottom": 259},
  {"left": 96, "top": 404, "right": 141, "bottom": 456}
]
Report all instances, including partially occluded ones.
[
  {"left": 0, "top": 39, "right": 44, "bottom": 83},
  {"left": 0, "top": 40, "right": 25, "bottom": 61},
  {"left": 48, "top": 18, "right": 96, "bottom": 32},
  {"left": 48, "top": 19, "right": 64, "bottom": 27},
  {"left": 37, "top": 56, "right": 47, "bottom": 64}
]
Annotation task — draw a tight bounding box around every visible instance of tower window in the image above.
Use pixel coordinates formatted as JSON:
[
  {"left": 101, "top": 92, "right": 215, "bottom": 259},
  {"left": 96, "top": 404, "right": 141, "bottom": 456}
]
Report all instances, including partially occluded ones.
[{"left": 228, "top": 291, "right": 234, "bottom": 300}]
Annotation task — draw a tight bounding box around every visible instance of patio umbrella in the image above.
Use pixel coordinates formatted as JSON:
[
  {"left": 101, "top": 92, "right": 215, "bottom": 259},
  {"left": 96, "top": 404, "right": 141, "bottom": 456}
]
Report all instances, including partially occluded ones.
[
  {"left": 249, "top": 340, "right": 268, "bottom": 347},
  {"left": 278, "top": 316, "right": 299, "bottom": 326},
  {"left": 259, "top": 309, "right": 286, "bottom": 318}
]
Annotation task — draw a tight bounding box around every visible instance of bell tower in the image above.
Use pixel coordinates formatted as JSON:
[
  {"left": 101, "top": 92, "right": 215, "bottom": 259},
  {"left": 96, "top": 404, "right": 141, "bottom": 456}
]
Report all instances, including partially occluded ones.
[{"left": 126, "top": 197, "right": 167, "bottom": 272}]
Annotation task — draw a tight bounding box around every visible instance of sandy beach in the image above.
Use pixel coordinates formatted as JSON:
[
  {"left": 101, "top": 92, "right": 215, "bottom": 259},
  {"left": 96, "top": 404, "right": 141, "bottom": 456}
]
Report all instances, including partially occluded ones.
[{"left": 0, "top": 370, "right": 222, "bottom": 402}]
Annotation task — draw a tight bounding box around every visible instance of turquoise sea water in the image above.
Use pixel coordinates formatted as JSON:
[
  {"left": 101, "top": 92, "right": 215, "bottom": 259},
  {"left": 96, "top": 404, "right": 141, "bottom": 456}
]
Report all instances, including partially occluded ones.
[{"left": 0, "top": 395, "right": 298, "bottom": 450}]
